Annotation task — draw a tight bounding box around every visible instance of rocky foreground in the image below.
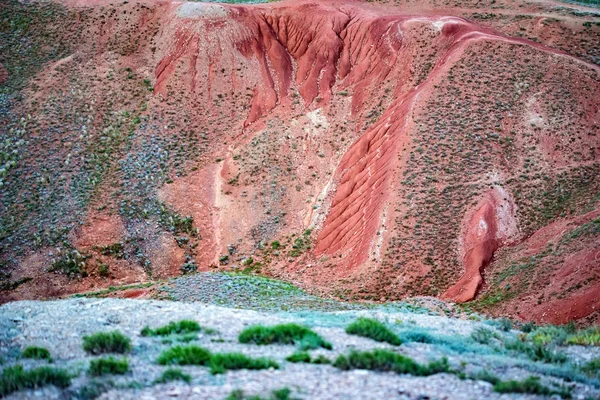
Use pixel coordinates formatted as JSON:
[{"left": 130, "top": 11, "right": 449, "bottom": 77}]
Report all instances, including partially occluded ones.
[{"left": 0, "top": 275, "right": 599, "bottom": 399}]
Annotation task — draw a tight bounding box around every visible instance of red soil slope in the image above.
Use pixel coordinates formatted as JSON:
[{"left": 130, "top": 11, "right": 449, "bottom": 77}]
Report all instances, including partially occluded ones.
[{"left": 1, "top": 0, "right": 599, "bottom": 323}]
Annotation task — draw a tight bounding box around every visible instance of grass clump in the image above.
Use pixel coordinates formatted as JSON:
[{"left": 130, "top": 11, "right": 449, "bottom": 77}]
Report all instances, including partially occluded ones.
[
  {"left": 504, "top": 339, "right": 567, "bottom": 364},
  {"left": 333, "top": 349, "right": 449, "bottom": 376},
  {"left": 345, "top": 318, "right": 401, "bottom": 346},
  {"left": 156, "top": 345, "right": 211, "bottom": 366},
  {"left": 153, "top": 368, "right": 191, "bottom": 384},
  {"left": 286, "top": 351, "right": 311, "bottom": 363},
  {"left": 581, "top": 358, "right": 600, "bottom": 375},
  {"left": 21, "top": 346, "right": 52, "bottom": 362},
  {"left": 226, "top": 387, "right": 292, "bottom": 400},
  {"left": 493, "top": 376, "right": 570, "bottom": 397},
  {"left": 565, "top": 327, "right": 600, "bottom": 346},
  {"left": 311, "top": 355, "right": 331, "bottom": 364},
  {"left": 208, "top": 353, "right": 279, "bottom": 375},
  {"left": 0, "top": 365, "right": 71, "bottom": 396},
  {"left": 82, "top": 331, "right": 131, "bottom": 355},
  {"left": 239, "top": 323, "right": 332, "bottom": 350},
  {"left": 88, "top": 357, "right": 129, "bottom": 376},
  {"left": 141, "top": 320, "right": 202, "bottom": 337}
]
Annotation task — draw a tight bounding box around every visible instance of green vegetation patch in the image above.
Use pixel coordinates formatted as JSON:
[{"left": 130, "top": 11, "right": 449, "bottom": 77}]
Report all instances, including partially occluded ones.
[
  {"left": 0, "top": 365, "right": 71, "bottom": 396},
  {"left": 226, "top": 387, "right": 292, "bottom": 400},
  {"left": 333, "top": 349, "right": 449, "bottom": 376},
  {"left": 21, "top": 346, "right": 52, "bottom": 362},
  {"left": 157, "top": 345, "right": 211, "bottom": 366},
  {"left": 141, "top": 320, "right": 202, "bottom": 337},
  {"left": 88, "top": 357, "right": 129, "bottom": 376},
  {"left": 156, "top": 345, "right": 277, "bottom": 375},
  {"left": 153, "top": 368, "right": 191, "bottom": 384},
  {"left": 209, "top": 353, "right": 279, "bottom": 375},
  {"left": 285, "top": 351, "right": 311, "bottom": 363},
  {"left": 493, "top": 376, "right": 570, "bottom": 397},
  {"left": 239, "top": 323, "right": 332, "bottom": 350},
  {"left": 82, "top": 331, "right": 132, "bottom": 355},
  {"left": 581, "top": 358, "right": 600, "bottom": 375},
  {"left": 345, "top": 318, "right": 401, "bottom": 346}
]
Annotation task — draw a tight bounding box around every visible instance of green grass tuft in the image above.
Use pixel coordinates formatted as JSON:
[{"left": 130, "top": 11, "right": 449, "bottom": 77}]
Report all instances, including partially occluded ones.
[
  {"left": 311, "top": 355, "right": 331, "bottom": 364},
  {"left": 333, "top": 349, "right": 449, "bottom": 376},
  {"left": 286, "top": 351, "right": 311, "bottom": 363},
  {"left": 239, "top": 323, "right": 331, "bottom": 350},
  {"left": 581, "top": 358, "right": 600, "bottom": 375},
  {"left": 21, "top": 346, "right": 52, "bottom": 362},
  {"left": 141, "top": 320, "right": 202, "bottom": 337},
  {"left": 226, "top": 387, "right": 292, "bottom": 400},
  {"left": 493, "top": 376, "right": 570, "bottom": 397},
  {"left": 208, "top": 353, "right": 279, "bottom": 375},
  {"left": 88, "top": 357, "right": 129, "bottom": 376},
  {"left": 153, "top": 368, "right": 191, "bottom": 384},
  {"left": 82, "top": 331, "right": 132, "bottom": 355},
  {"left": 345, "top": 318, "right": 401, "bottom": 346},
  {"left": 0, "top": 365, "right": 71, "bottom": 396},
  {"left": 156, "top": 345, "right": 211, "bottom": 366}
]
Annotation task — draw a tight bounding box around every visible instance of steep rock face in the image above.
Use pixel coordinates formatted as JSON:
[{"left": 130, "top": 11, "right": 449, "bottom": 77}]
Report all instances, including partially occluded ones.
[{"left": 1, "top": 0, "right": 600, "bottom": 323}]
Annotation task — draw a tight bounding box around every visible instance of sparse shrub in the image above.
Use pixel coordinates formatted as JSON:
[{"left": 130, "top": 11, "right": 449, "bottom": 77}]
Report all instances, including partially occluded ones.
[
  {"left": 49, "top": 250, "right": 89, "bottom": 277},
  {"left": 88, "top": 357, "right": 129, "bottom": 376},
  {"left": 333, "top": 349, "right": 448, "bottom": 376},
  {"left": 497, "top": 318, "right": 512, "bottom": 332},
  {"left": 21, "top": 346, "right": 52, "bottom": 362},
  {"left": 311, "top": 355, "right": 331, "bottom": 364},
  {"left": 520, "top": 321, "right": 536, "bottom": 333},
  {"left": 156, "top": 345, "right": 211, "bottom": 366},
  {"left": 504, "top": 339, "right": 567, "bottom": 364},
  {"left": 493, "top": 376, "right": 569, "bottom": 397},
  {"left": 154, "top": 368, "right": 191, "bottom": 384},
  {"left": 581, "top": 358, "right": 600, "bottom": 375},
  {"left": 473, "top": 369, "right": 500, "bottom": 384},
  {"left": 0, "top": 365, "right": 71, "bottom": 396},
  {"left": 141, "top": 320, "right": 201, "bottom": 337},
  {"left": 208, "top": 353, "right": 278, "bottom": 375},
  {"left": 397, "top": 329, "right": 434, "bottom": 344},
  {"left": 82, "top": 331, "right": 132, "bottom": 355},
  {"left": 226, "top": 387, "right": 291, "bottom": 400},
  {"left": 565, "top": 327, "right": 600, "bottom": 346},
  {"left": 471, "top": 327, "right": 497, "bottom": 344},
  {"left": 345, "top": 318, "right": 401, "bottom": 346},
  {"left": 286, "top": 351, "right": 311, "bottom": 363},
  {"left": 239, "top": 324, "right": 331, "bottom": 350}
]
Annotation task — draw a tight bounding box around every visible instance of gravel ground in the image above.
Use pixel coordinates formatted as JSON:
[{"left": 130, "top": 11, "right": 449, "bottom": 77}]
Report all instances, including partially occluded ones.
[{"left": 1, "top": 296, "right": 599, "bottom": 400}]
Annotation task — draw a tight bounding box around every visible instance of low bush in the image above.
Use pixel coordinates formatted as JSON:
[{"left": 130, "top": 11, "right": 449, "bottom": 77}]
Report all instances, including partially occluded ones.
[
  {"left": 156, "top": 345, "right": 211, "bottom": 366},
  {"left": 286, "top": 351, "right": 311, "bottom": 363},
  {"left": 470, "top": 327, "right": 498, "bottom": 344},
  {"left": 504, "top": 339, "right": 567, "bottom": 364},
  {"left": 154, "top": 368, "right": 191, "bottom": 384},
  {"left": 208, "top": 353, "right": 278, "bottom": 375},
  {"left": 493, "top": 376, "right": 570, "bottom": 397},
  {"left": 0, "top": 365, "right": 71, "bottom": 396},
  {"left": 239, "top": 324, "right": 331, "bottom": 350},
  {"left": 88, "top": 357, "right": 129, "bottom": 376},
  {"left": 581, "top": 358, "right": 600, "bottom": 375},
  {"left": 82, "top": 331, "right": 132, "bottom": 355},
  {"left": 333, "top": 349, "right": 449, "bottom": 376},
  {"left": 345, "top": 318, "right": 401, "bottom": 346},
  {"left": 21, "top": 346, "right": 52, "bottom": 362},
  {"left": 311, "top": 355, "right": 331, "bottom": 364},
  {"left": 141, "top": 320, "right": 202, "bottom": 337},
  {"left": 226, "top": 387, "right": 291, "bottom": 400},
  {"left": 565, "top": 327, "right": 600, "bottom": 346}
]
